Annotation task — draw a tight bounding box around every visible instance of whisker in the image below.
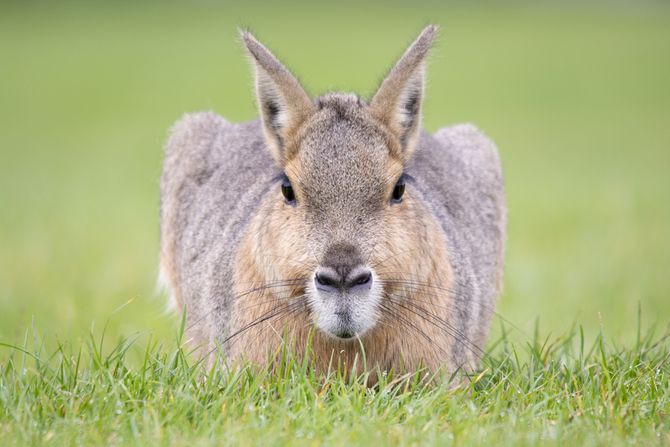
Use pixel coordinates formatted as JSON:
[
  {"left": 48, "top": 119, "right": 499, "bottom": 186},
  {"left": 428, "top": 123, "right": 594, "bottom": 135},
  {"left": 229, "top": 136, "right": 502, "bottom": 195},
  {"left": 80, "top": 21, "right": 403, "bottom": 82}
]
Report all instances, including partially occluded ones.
[
  {"left": 380, "top": 278, "right": 488, "bottom": 310},
  {"left": 379, "top": 275, "right": 504, "bottom": 311},
  {"left": 233, "top": 290, "right": 305, "bottom": 314},
  {"left": 377, "top": 303, "right": 450, "bottom": 359},
  {"left": 385, "top": 294, "right": 485, "bottom": 359},
  {"left": 259, "top": 295, "right": 311, "bottom": 344},
  {"left": 233, "top": 277, "right": 306, "bottom": 287},
  {"left": 212, "top": 299, "right": 306, "bottom": 355},
  {"left": 185, "top": 279, "right": 306, "bottom": 333},
  {"left": 379, "top": 278, "right": 527, "bottom": 338}
]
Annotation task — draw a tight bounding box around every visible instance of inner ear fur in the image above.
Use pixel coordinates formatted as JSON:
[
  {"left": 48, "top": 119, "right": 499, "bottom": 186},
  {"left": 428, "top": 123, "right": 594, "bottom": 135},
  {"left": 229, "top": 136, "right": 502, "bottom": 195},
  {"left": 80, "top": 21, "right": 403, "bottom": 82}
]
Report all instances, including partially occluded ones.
[
  {"left": 369, "top": 25, "right": 437, "bottom": 162},
  {"left": 240, "top": 30, "right": 315, "bottom": 165}
]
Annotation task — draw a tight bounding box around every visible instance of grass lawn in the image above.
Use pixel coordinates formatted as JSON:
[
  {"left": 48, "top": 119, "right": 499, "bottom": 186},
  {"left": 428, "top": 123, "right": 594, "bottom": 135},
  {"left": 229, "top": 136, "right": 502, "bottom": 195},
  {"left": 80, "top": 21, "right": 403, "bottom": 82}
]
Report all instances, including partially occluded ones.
[
  {"left": 1, "top": 324, "right": 669, "bottom": 446},
  {"left": 1, "top": 1, "right": 669, "bottom": 445}
]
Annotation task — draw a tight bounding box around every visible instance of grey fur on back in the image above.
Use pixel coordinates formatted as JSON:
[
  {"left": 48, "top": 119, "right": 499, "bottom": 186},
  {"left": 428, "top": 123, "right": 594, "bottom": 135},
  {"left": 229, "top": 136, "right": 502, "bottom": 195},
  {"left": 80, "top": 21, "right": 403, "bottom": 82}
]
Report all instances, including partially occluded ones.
[{"left": 161, "top": 112, "right": 505, "bottom": 355}]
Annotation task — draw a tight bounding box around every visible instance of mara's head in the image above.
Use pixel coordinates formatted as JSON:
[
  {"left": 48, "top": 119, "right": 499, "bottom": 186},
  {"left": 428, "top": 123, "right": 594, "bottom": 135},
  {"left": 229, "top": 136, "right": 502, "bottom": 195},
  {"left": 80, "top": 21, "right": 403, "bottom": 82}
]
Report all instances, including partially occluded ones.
[{"left": 238, "top": 26, "right": 449, "bottom": 343}]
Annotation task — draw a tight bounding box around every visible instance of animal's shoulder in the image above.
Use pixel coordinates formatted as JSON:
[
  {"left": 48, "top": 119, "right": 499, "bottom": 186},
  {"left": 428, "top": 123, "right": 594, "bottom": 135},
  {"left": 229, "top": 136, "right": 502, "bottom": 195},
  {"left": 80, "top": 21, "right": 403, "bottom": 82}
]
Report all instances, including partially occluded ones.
[
  {"left": 411, "top": 123, "right": 503, "bottom": 202},
  {"left": 432, "top": 123, "right": 502, "bottom": 183},
  {"left": 166, "top": 111, "right": 228, "bottom": 156},
  {"left": 163, "top": 111, "right": 268, "bottom": 181},
  {"left": 411, "top": 123, "right": 505, "bottom": 224},
  {"left": 163, "top": 112, "right": 227, "bottom": 180}
]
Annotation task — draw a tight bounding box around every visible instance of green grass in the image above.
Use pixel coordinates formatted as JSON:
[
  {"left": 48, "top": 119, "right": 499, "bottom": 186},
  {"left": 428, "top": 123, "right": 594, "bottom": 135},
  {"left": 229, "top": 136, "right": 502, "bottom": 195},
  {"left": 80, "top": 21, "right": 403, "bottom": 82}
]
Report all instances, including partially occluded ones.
[
  {"left": 1, "top": 1, "right": 669, "bottom": 445},
  {"left": 1, "top": 323, "right": 669, "bottom": 446}
]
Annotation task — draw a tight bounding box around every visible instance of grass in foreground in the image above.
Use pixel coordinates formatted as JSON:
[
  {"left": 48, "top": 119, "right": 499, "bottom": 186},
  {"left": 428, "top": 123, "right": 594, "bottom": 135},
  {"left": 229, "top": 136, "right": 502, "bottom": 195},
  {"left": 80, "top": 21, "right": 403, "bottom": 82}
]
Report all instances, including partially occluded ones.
[{"left": 1, "top": 323, "right": 668, "bottom": 446}]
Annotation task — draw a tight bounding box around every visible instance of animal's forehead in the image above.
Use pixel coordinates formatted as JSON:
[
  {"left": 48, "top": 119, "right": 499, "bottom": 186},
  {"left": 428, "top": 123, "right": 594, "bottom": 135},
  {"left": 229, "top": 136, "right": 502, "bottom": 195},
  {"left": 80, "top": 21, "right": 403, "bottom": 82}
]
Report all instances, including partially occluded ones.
[
  {"left": 301, "top": 114, "right": 388, "bottom": 161},
  {"left": 295, "top": 114, "right": 392, "bottom": 196}
]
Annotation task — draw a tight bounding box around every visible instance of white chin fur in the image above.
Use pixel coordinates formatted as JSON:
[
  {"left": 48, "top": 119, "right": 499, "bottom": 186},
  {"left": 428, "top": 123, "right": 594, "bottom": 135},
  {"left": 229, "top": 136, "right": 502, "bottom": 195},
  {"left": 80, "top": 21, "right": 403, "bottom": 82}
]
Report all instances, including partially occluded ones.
[{"left": 307, "top": 271, "right": 382, "bottom": 339}]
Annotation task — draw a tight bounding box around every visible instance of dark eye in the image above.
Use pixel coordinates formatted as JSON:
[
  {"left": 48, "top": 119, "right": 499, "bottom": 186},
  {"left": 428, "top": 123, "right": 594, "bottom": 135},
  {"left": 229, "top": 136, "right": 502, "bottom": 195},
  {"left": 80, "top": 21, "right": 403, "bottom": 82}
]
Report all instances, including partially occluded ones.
[
  {"left": 281, "top": 176, "right": 296, "bottom": 205},
  {"left": 391, "top": 176, "right": 405, "bottom": 203}
]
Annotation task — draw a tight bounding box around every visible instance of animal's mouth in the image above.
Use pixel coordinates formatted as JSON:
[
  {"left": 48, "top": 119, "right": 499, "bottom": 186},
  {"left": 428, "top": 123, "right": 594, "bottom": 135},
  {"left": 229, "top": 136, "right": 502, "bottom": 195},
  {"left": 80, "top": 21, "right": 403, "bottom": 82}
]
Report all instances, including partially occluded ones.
[
  {"left": 309, "top": 308, "right": 365, "bottom": 341},
  {"left": 333, "top": 330, "right": 355, "bottom": 340},
  {"left": 331, "top": 310, "right": 357, "bottom": 340}
]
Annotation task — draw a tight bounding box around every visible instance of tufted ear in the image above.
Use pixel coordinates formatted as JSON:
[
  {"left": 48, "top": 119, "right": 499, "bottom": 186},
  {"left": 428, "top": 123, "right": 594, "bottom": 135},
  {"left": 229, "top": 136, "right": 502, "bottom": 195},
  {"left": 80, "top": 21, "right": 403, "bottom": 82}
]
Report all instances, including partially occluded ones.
[
  {"left": 240, "top": 30, "right": 315, "bottom": 165},
  {"left": 369, "top": 25, "right": 437, "bottom": 162}
]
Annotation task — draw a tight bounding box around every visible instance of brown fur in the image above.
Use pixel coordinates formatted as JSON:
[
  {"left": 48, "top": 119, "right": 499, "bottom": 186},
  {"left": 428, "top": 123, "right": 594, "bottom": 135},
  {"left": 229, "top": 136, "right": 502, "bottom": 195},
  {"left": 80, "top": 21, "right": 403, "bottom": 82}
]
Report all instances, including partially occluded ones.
[{"left": 229, "top": 164, "right": 459, "bottom": 374}]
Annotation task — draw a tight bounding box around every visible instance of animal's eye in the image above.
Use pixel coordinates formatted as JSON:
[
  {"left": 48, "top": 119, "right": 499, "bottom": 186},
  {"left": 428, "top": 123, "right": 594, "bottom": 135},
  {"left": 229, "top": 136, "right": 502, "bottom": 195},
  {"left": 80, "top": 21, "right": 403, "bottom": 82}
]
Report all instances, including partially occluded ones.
[
  {"left": 281, "top": 176, "right": 296, "bottom": 205},
  {"left": 391, "top": 176, "right": 405, "bottom": 203}
]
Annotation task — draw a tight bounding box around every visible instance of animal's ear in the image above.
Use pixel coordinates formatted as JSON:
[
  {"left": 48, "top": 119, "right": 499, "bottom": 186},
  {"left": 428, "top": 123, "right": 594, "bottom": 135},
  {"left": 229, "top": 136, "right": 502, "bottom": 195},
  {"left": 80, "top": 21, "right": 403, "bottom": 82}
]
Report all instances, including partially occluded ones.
[
  {"left": 240, "top": 30, "right": 315, "bottom": 165},
  {"left": 369, "top": 25, "right": 437, "bottom": 162}
]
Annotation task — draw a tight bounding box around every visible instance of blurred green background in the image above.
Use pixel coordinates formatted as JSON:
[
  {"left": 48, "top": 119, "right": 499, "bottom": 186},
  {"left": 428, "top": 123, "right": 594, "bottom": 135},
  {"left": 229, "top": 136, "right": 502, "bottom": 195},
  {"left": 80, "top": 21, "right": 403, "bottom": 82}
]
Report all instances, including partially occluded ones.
[{"left": 1, "top": 1, "right": 668, "bottom": 350}]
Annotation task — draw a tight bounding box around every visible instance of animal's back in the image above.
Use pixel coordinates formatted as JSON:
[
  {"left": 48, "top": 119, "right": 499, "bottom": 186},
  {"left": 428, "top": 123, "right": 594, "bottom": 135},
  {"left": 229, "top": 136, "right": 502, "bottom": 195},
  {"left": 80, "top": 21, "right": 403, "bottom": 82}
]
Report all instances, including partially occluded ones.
[
  {"left": 411, "top": 125, "right": 506, "bottom": 352},
  {"left": 160, "top": 112, "right": 278, "bottom": 346}
]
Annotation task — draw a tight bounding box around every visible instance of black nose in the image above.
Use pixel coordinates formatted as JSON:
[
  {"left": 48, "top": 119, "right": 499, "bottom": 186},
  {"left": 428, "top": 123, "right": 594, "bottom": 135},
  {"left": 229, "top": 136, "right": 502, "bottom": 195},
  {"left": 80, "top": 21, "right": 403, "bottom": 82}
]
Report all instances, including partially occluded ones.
[
  {"left": 315, "top": 242, "right": 372, "bottom": 293},
  {"left": 315, "top": 267, "right": 373, "bottom": 293}
]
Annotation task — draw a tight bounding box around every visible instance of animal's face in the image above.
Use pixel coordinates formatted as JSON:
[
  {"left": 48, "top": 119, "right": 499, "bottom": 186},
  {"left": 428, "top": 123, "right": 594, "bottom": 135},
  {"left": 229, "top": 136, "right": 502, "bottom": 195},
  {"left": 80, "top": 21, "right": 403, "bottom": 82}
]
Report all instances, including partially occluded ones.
[
  {"left": 276, "top": 96, "right": 408, "bottom": 338},
  {"left": 239, "top": 26, "right": 438, "bottom": 340}
]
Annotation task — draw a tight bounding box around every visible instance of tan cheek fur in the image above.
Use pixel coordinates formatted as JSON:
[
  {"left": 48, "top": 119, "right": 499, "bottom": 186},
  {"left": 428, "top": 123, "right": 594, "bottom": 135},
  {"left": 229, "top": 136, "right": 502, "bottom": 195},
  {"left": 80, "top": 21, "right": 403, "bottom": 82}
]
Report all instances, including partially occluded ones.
[
  {"left": 228, "top": 160, "right": 467, "bottom": 376},
  {"left": 229, "top": 162, "right": 314, "bottom": 366},
  {"left": 371, "top": 193, "right": 464, "bottom": 372}
]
